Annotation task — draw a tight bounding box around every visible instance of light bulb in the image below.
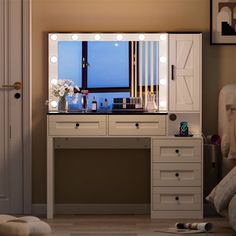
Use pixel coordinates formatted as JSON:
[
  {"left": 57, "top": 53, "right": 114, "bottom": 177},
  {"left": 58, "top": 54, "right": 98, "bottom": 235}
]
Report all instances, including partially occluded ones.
[
  {"left": 160, "top": 34, "right": 167, "bottom": 41},
  {"left": 50, "top": 34, "right": 57, "bottom": 41},
  {"left": 116, "top": 34, "right": 123, "bottom": 41},
  {"left": 160, "top": 79, "right": 167, "bottom": 85},
  {"left": 50, "top": 78, "right": 58, "bottom": 85},
  {"left": 94, "top": 34, "right": 101, "bottom": 40},
  {"left": 139, "top": 34, "right": 145, "bottom": 41},
  {"left": 72, "top": 34, "right": 79, "bottom": 40},
  {"left": 51, "top": 100, "right": 58, "bottom": 108},
  {"left": 160, "top": 56, "right": 167, "bottom": 63},
  {"left": 160, "top": 101, "right": 167, "bottom": 108},
  {"left": 50, "top": 56, "right": 58, "bottom": 63}
]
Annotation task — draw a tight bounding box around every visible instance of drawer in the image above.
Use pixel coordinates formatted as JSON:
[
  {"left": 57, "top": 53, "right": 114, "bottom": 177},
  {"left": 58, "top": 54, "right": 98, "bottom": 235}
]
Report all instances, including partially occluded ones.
[
  {"left": 152, "top": 163, "right": 201, "bottom": 187},
  {"left": 152, "top": 139, "right": 201, "bottom": 162},
  {"left": 48, "top": 115, "right": 107, "bottom": 136},
  {"left": 152, "top": 187, "right": 201, "bottom": 211},
  {"left": 108, "top": 115, "right": 166, "bottom": 136}
]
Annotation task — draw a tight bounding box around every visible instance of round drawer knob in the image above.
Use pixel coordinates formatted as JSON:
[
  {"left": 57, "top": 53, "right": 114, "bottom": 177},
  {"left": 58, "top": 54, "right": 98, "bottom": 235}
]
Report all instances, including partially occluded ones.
[
  {"left": 135, "top": 123, "right": 139, "bottom": 128},
  {"left": 175, "top": 196, "right": 179, "bottom": 201},
  {"left": 75, "top": 122, "right": 80, "bottom": 128},
  {"left": 175, "top": 173, "right": 179, "bottom": 177},
  {"left": 175, "top": 149, "right": 179, "bottom": 154}
]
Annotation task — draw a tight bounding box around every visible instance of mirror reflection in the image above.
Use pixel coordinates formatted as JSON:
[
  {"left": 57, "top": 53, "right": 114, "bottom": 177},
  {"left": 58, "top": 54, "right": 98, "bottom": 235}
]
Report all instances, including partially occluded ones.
[{"left": 48, "top": 33, "right": 168, "bottom": 111}]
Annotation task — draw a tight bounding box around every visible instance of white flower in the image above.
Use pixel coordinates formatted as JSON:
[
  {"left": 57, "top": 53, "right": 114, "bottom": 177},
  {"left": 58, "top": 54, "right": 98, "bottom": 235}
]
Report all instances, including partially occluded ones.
[
  {"left": 51, "top": 79, "right": 79, "bottom": 98},
  {"left": 68, "top": 85, "right": 74, "bottom": 97},
  {"left": 59, "top": 87, "right": 65, "bottom": 96},
  {"left": 75, "top": 85, "right": 80, "bottom": 92}
]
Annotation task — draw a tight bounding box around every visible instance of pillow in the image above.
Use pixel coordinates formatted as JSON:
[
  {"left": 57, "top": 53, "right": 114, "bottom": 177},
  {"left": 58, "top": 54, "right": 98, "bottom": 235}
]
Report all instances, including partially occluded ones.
[
  {"left": 0, "top": 215, "right": 51, "bottom": 236},
  {"left": 206, "top": 166, "right": 236, "bottom": 215},
  {"left": 229, "top": 195, "right": 236, "bottom": 232}
]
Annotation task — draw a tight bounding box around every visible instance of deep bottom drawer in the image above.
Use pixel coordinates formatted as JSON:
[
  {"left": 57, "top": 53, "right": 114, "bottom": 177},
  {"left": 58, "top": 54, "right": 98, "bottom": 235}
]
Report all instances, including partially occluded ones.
[{"left": 152, "top": 187, "right": 201, "bottom": 211}]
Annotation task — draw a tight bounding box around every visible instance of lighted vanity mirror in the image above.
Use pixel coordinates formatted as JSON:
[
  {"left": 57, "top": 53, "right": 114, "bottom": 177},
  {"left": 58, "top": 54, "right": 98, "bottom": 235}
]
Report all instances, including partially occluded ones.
[{"left": 48, "top": 33, "right": 168, "bottom": 112}]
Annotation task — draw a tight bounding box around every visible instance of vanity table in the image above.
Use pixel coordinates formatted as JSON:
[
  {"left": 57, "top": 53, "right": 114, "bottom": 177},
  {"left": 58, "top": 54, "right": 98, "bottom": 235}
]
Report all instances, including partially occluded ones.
[{"left": 47, "top": 33, "right": 203, "bottom": 219}]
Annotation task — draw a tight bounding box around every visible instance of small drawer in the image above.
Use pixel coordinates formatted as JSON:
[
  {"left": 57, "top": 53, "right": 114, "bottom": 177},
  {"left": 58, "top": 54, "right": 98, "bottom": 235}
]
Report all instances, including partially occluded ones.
[
  {"left": 48, "top": 115, "right": 107, "bottom": 136},
  {"left": 152, "top": 139, "right": 201, "bottom": 162},
  {"left": 152, "top": 187, "right": 201, "bottom": 211},
  {"left": 152, "top": 163, "right": 201, "bottom": 187},
  {"left": 108, "top": 115, "right": 166, "bottom": 136}
]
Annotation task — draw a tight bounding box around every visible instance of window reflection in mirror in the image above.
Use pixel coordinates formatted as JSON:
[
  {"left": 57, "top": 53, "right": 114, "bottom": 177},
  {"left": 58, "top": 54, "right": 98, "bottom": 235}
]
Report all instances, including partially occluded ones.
[{"left": 48, "top": 33, "right": 168, "bottom": 111}]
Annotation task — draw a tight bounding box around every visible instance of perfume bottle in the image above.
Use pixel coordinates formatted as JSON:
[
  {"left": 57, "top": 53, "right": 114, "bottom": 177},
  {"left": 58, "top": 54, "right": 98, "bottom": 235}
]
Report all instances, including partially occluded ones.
[
  {"left": 92, "top": 96, "right": 97, "bottom": 112},
  {"left": 81, "top": 90, "right": 88, "bottom": 111}
]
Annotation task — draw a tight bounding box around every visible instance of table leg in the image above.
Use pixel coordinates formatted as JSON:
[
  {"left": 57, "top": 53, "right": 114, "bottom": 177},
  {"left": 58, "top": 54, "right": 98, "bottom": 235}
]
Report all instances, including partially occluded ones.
[{"left": 47, "top": 136, "right": 54, "bottom": 219}]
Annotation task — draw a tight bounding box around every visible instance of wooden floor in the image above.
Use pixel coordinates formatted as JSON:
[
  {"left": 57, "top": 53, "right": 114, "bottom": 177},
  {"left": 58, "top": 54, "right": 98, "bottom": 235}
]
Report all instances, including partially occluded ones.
[{"left": 45, "top": 215, "right": 235, "bottom": 236}]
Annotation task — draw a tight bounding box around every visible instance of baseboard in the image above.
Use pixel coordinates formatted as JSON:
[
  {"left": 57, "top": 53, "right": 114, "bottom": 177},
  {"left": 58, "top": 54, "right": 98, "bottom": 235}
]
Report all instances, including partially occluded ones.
[{"left": 32, "top": 204, "right": 150, "bottom": 216}]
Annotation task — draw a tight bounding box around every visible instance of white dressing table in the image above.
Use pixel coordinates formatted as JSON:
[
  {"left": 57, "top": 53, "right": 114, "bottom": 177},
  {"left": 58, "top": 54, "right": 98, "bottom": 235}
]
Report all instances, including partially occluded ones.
[{"left": 47, "top": 32, "right": 203, "bottom": 219}]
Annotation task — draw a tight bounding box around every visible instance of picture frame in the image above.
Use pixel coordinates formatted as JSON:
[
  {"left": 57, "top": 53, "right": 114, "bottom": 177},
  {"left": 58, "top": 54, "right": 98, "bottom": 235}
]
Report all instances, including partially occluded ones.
[{"left": 211, "top": 0, "right": 236, "bottom": 45}]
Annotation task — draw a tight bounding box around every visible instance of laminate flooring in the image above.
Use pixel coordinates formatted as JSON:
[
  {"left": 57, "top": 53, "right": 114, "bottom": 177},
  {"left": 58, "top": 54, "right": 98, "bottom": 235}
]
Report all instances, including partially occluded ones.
[{"left": 45, "top": 215, "right": 236, "bottom": 236}]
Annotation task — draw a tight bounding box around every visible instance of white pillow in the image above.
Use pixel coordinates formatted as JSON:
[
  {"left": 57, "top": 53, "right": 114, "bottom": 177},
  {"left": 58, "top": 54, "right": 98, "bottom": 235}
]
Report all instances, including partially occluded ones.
[
  {"left": 0, "top": 215, "right": 51, "bottom": 236},
  {"left": 206, "top": 166, "right": 236, "bottom": 215},
  {"left": 229, "top": 195, "right": 236, "bottom": 232}
]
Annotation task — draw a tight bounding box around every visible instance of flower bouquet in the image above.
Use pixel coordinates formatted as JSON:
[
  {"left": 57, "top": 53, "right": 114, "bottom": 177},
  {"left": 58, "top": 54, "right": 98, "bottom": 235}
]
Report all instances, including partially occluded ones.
[{"left": 51, "top": 79, "right": 80, "bottom": 112}]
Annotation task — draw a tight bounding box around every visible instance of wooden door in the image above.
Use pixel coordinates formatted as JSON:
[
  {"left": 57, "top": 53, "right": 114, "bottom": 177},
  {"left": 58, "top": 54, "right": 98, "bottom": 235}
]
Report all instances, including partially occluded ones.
[
  {"left": 169, "top": 34, "right": 201, "bottom": 111},
  {"left": 0, "top": 0, "right": 23, "bottom": 214}
]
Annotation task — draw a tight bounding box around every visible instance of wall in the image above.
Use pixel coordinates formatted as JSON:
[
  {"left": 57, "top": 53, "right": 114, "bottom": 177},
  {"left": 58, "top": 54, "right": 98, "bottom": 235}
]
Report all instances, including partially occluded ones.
[{"left": 32, "top": 0, "right": 236, "bottom": 204}]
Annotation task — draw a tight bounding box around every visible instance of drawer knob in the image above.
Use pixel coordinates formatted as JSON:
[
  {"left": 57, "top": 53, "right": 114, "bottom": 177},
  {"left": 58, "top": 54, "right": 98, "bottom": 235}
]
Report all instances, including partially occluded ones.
[
  {"left": 135, "top": 123, "right": 139, "bottom": 128},
  {"left": 75, "top": 122, "right": 80, "bottom": 128},
  {"left": 175, "top": 149, "right": 179, "bottom": 154},
  {"left": 175, "top": 173, "right": 179, "bottom": 177},
  {"left": 175, "top": 196, "right": 179, "bottom": 201}
]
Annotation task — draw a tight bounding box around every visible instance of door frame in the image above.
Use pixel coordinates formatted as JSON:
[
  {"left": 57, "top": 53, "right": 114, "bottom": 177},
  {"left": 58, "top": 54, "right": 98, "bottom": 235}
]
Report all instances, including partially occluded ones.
[{"left": 22, "top": 0, "right": 32, "bottom": 214}]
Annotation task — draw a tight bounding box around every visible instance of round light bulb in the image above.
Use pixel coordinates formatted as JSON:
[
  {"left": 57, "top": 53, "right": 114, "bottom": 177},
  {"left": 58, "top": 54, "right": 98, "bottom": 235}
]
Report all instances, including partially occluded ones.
[
  {"left": 50, "top": 78, "right": 58, "bottom": 85},
  {"left": 116, "top": 34, "right": 123, "bottom": 41},
  {"left": 160, "top": 79, "right": 167, "bottom": 85},
  {"left": 160, "top": 56, "right": 167, "bottom": 63},
  {"left": 72, "top": 34, "right": 79, "bottom": 40},
  {"left": 94, "top": 34, "right": 101, "bottom": 40},
  {"left": 160, "top": 101, "right": 167, "bottom": 108},
  {"left": 139, "top": 34, "right": 145, "bottom": 41},
  {"left": 51, "top": 100, "right": 58, "bottom": 108},
  {"left": 50, "top": 34, "right": 57, "bottom": 41},
  {"left": 160, "top": 34, "right": 167, "bottom": 41},
  {"left": 50, "top": 56, "right": 58, "bottom": 63}
]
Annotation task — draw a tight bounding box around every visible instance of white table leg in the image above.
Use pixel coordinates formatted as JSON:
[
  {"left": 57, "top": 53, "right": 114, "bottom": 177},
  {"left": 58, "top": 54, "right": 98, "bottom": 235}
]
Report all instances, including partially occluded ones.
[{"left": 47, "top": 136, "right": 54, "bottom": 219}]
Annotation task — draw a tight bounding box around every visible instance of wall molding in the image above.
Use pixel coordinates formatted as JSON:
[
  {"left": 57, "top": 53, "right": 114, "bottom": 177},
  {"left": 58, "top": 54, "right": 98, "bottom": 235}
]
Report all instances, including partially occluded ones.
[
  {"left": 32, "top": 204, "right": 150, "bottom": 216},
  {"left": 22, "top": 0, "right": 32, "bottom": 214}
]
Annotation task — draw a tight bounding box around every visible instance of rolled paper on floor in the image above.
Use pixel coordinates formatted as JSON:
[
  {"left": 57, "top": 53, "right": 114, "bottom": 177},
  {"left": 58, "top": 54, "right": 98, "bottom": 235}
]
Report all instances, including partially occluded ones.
[{"left": 175, "top": 222, "right": 213, "bottom": 232}]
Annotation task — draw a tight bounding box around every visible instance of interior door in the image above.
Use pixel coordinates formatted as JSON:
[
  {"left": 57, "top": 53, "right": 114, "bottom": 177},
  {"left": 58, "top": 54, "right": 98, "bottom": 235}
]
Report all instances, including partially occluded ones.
[{"left": 0, "top": 0, "right": 23, "bottom": 214}]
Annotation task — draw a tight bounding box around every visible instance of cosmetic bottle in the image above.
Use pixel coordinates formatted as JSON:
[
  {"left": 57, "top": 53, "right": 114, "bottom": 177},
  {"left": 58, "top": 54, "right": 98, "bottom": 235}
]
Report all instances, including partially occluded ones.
[{"left": 92, "top": 96, "right": 97, "bottom": 112}]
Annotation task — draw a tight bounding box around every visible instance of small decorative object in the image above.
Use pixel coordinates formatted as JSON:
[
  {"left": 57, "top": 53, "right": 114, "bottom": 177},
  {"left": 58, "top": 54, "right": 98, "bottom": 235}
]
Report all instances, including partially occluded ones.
[
  {"left": 104, "top": 98, "right": 108, "bottom": 109},
  {"left": 58, "top": 95, "right": 67, "bottom": 112},
  {"left": 146, "top": 92, "right": 157, "bottom": 112},
  {"left": 99, "top": 97, "right": 104, "bottom": 110},
  {"left": 51, "top": 79, "right": 80, "bottom": 112},
  {"left": 179, "top": 121, "right": 189, "bottom": 136},
  {"left": 81, "top": 90, "right": 88, "bottom": 111},
  {"left": 211, "top": 0, "right": 236, "bottom": 44},
  {"left": 91, "top": 96, "right": 97, "bottom": 112}
]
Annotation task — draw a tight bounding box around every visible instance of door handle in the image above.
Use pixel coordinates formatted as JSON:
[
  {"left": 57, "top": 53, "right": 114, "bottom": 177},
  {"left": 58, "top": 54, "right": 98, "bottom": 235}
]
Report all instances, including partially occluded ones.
[
  {"left": 171, "top": 65, "right": 175, "bottom": 80},
  {"left": 2, "top": 82, "right": 22, "bottom": 90}
]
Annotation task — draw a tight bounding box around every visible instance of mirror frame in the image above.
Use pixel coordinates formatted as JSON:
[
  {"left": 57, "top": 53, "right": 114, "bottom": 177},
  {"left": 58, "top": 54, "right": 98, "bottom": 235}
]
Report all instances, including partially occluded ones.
[{"left": 48, "top": 33, "right": 168, "bottom": 111}]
